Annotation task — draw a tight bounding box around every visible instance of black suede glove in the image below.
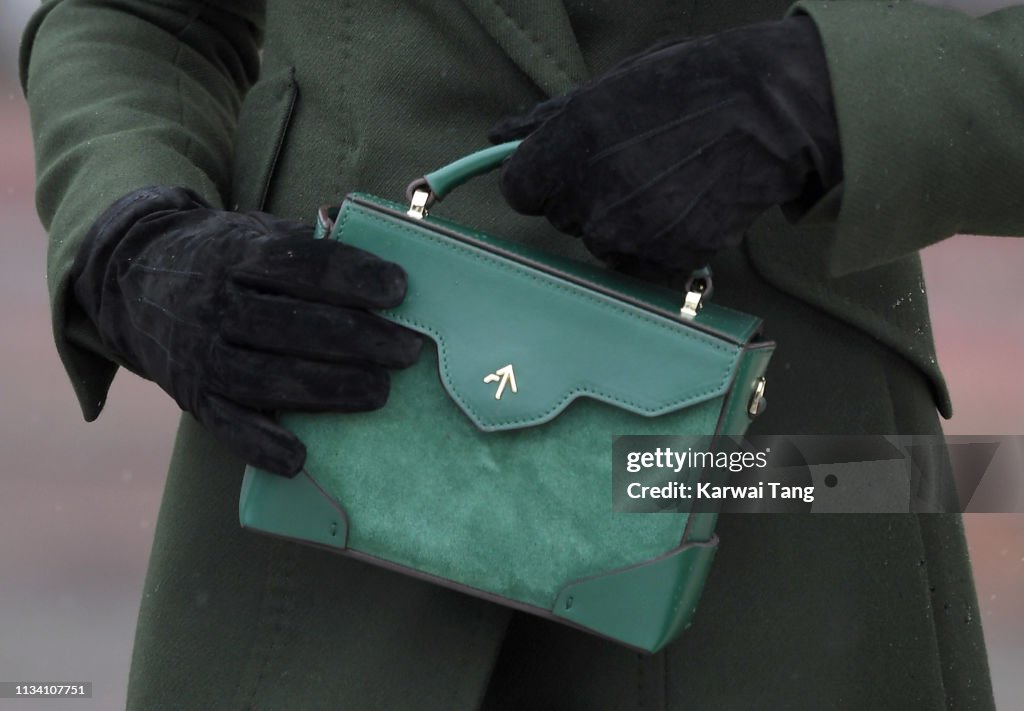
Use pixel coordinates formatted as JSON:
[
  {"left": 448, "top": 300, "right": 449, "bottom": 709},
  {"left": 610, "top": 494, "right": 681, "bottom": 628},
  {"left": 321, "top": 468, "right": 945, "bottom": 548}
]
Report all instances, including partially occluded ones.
[
  {"left": 71, "top": 186, "right": 423, "bottom": 477},
  {"left": 488, "top": 16, "right": 843, "bottom": 274}
]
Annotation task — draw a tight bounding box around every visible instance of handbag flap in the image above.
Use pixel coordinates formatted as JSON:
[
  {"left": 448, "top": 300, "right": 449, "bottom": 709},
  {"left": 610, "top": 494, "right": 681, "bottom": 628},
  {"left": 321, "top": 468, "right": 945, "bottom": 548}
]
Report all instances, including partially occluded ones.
[{"left": 333, "top": 195, "right": 760, "bottom": 432}]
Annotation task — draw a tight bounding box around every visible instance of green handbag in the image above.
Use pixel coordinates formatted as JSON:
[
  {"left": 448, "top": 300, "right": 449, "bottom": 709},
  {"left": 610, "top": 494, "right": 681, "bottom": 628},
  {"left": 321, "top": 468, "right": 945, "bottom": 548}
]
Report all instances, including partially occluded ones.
[{"left": 238, "top": 142, "right": 775, "bottom": 653}]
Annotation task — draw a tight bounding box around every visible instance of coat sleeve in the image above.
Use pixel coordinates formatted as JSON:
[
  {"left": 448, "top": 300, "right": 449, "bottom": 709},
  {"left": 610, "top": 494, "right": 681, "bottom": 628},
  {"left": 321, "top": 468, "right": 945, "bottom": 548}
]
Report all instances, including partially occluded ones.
[
  {"left": 786, "top": 0, "right": 1024, "bottom": 276},
  {"left": 20, "top": 0, "right": 264, "bottom": 420}
]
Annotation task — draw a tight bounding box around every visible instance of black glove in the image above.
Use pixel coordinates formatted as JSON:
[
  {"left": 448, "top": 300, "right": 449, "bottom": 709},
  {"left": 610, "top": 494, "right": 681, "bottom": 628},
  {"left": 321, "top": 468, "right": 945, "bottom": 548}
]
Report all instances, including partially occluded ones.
[
  {"left": 488, "top": 16, "right": 843, "bottom": 274},
  {"left": 71, "top": 186, "right": 423, "bottom": 477}
]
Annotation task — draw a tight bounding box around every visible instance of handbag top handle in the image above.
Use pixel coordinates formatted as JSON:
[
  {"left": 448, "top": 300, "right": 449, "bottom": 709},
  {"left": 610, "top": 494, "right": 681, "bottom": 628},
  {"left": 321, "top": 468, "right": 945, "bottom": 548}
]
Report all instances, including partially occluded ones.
[
  {"left": 400, "top": 141, "right": 713, "bottom": 316},
  {"left": 404, "top": 141, "right": 523, "bottom": 208}
]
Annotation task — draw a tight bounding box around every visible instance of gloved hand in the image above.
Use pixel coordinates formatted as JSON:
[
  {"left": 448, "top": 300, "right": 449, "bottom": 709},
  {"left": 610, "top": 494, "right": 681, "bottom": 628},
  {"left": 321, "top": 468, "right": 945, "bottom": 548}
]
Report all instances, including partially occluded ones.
[
  {"left": 488, "top": 16, "right": 843, "bottom": 275},
  {"left": 71, "top": 186, "right": 423, "bottom": 477}
]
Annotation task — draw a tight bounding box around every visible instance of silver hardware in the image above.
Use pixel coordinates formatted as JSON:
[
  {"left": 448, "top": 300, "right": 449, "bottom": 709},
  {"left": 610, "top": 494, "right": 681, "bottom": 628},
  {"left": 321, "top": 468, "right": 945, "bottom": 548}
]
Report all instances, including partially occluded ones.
[
  {"left": 407, "top": 189, "right": 431, "bottom": 219},
  {"left": 748, "top": 377, "right": 767, "bottom": 417},
  {"left": 680, "top": 279, "right": 709, "bottom": 320},
  {"left": 680, "top": 289, "right": 704, "bottom": 319}
]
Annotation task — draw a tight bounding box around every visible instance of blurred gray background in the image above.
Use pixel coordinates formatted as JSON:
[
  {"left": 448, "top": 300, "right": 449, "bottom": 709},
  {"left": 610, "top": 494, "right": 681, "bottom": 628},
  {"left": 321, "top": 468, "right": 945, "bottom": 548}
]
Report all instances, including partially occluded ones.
[{"left": 1, "top": 1, "right": 1022, "bottom": 709}]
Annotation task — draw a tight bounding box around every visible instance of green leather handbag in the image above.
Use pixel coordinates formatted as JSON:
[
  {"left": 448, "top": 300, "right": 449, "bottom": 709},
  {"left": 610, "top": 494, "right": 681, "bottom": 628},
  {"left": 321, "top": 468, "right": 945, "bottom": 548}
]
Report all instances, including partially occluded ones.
[{"left": 238, "top": 142, "right": 775, "bottom": 653}]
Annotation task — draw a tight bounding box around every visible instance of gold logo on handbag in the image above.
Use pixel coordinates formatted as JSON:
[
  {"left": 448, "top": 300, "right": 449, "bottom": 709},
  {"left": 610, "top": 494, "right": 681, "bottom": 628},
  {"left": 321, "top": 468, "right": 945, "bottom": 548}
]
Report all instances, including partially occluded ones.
[{"left": 483, "top": 364, "right": 518, "bottom": 400}]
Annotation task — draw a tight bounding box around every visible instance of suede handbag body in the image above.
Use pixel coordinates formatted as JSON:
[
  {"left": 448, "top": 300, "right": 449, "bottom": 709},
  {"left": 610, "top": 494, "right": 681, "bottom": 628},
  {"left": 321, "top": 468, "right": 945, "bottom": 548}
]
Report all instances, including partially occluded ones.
[{"left": 238, "top": 143, "right": 775, "bottom": 653}]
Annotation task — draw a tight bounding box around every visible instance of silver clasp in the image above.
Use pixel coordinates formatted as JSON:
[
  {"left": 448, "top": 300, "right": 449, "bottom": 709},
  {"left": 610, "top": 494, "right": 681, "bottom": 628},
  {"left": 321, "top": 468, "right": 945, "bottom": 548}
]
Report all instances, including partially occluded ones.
[
  {"left": 680, "top": 274, "right": 711, "bottom": 320},
  {"left": 748, "top": 377, "right": 767, "bottom": 418},
  {"left": 407, "top": 188, "right": 431, "bottom": 220}
]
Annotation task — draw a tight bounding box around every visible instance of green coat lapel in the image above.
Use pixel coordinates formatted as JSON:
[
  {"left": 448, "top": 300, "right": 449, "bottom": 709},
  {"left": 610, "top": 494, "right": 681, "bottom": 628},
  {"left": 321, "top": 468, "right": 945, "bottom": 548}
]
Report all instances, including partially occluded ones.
[{"left": 459, "top": 0, "right": 589, "bottom": 96}]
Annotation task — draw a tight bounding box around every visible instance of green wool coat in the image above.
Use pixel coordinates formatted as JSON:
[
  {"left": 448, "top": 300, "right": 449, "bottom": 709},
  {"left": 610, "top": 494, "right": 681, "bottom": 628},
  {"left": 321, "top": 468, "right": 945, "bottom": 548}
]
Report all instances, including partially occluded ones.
[{"left": 21, "top": 0, "right": 1016, "bottom": 708}]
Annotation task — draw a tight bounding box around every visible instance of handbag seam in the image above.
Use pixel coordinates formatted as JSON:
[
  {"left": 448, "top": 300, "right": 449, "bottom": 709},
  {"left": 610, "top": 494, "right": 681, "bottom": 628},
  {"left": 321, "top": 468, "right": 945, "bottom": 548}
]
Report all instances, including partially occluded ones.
[{"left": 338, "top": 205, "right": 737, "bottom": 429}]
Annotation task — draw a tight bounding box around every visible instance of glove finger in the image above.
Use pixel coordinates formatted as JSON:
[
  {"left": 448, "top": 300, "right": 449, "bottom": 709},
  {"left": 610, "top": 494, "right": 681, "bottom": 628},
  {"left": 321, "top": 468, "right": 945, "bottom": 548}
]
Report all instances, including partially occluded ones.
[
  {"left": 487, "top": 92, "right": 572, "bottom": 143},
  {"left": 198, "top": 393, "right": 307, "bottom": 477},
  {"left": 230, "top": 235, "right": 409, "bottom": 310},
  {"left": 486, "top": 34, "right": 690, "bottom": 145},
  {"left": 497, "top": 110, "right": 587, "bottom": 217},
  {"left": 544, "top": 192, "right": 587, "bottom": 237},
  {"left": 221, "top": 286, "right": 424, "bottom": 369},
  {"left": 600, "top": 34, "right": 691, "bottom": 78},
  {"left": 582, "top": 174, "right": 723, "bottom": 274},
  {"left": 588, "top": 242, "right": 715, "bottom": 279},
  {"left": 208, "top": 339, "right": 392, "bottom": 412}
]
